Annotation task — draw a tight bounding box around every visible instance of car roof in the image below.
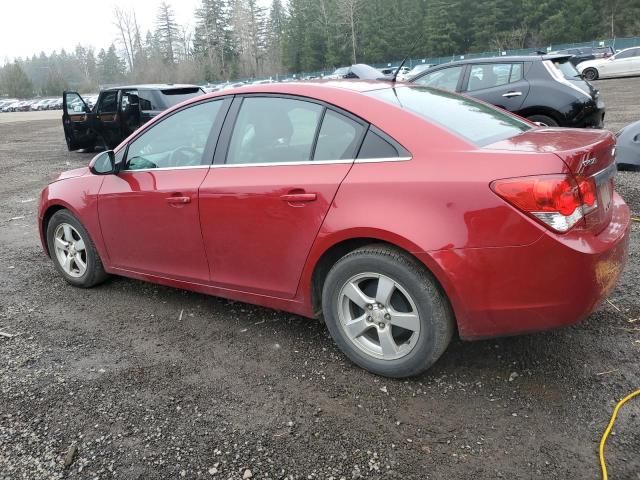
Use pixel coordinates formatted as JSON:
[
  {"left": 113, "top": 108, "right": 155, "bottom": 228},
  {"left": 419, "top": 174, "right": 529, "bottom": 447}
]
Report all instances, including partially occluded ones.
[
  {"left": 204, "top": 80, "right": 392, "bottom": 97},
  {"left": 103, "top": 83, "right": 202, "bottom": 91},
  {"left": 427, "top": 53, "right": 572, "bottom": 67}
]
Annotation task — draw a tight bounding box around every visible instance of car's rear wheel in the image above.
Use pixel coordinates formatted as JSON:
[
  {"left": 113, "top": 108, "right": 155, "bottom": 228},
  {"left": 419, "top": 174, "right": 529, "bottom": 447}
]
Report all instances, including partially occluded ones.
[
  {"left": 526, "top": 114, "right": 559, "bottom": 127},
  {"left": 46, "top": 210, "right": 109, "bottom": 288},
  {"left": 322, "top": 245, "right": 454, "bottom": 378},
  {"left": 583, "top": 68, "right": 599, "bottom": 81}
]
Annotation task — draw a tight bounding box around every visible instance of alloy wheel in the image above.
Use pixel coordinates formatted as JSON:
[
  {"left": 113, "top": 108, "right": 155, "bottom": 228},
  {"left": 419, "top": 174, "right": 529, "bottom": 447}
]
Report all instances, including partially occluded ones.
[
  {"left": 53, "top": 223, "right": 88, "bottom": 278},
  {"left": 337, "top": 272, "right": 421, "bottom": 360}
]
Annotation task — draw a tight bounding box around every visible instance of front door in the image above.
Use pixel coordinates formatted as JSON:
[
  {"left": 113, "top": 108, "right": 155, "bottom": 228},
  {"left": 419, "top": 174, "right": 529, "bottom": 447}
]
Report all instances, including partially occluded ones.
[
  {"left": 62, "top": 91, "right": 96, "bottom": 151},
  {"left": 98, "top": 99, "right": 227, "bottom": 281},
  {"left": 199, "top": 96, "right": 367, "bottom": 298}
]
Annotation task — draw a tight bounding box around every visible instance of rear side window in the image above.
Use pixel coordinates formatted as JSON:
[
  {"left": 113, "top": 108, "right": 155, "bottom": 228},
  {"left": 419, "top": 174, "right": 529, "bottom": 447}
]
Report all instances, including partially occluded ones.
[
  {"left": 467, "top": 63, "right": 523, "bottom": 92},
  {"left": 226, "top": 97, "right": 323, "bottom": 164},
  {"left": 369, "top": 86, "right": 530, "bottom": 147},
  {"left": 314, "top": 111, "right": 365, "bottom": 160},
  {"left": 357, "top": 130, "right": 401, "bottom": 159},
  {"left": 161, "top": 88, "right": 204, "bottom": 107},
  {"left": 97, "top": 91, "right": 118, "bottom": 113}
]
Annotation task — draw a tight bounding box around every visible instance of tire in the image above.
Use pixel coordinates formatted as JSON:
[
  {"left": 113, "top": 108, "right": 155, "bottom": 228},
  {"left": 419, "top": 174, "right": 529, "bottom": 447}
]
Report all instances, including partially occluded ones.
[
  {"left": 322, "top": 244, "right": 454, "bottom": 378},
  {"left": 583, "top": 68, "right": 599, "bottom": 81},
  {"left": 526, "top": 114, "right": 559, "bottom": 127},
  {"left": 46, "top": 209, "right": 109, "bottom": 288}
]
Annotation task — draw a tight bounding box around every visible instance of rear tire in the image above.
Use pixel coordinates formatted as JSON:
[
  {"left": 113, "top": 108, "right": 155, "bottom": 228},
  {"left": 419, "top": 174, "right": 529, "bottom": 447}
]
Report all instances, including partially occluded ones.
[
  {"left": 583, "top": 68, "right": 599, "bottom": 81},
  {"left": 526, "top": 114, "right": 559, "bottom": 127},
  {"left": 321, "top": 245, "right": 454, "bottom": 378},
  {"left": 46, "top": 210, "right": 109, "bottom": 288}
]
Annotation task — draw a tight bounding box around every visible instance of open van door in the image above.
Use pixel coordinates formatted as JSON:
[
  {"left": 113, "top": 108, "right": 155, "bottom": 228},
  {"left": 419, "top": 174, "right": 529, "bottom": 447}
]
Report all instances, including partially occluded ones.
[{"left": 62, "top": 91, "right": 96, "bottom": 151}]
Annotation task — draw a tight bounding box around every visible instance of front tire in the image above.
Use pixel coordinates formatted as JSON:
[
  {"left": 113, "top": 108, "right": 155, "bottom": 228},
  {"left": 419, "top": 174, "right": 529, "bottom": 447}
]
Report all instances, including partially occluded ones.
[
  {"left": 583, "top": 68, "right": 599, "bottom": 81},
  {"left": 322, "top": 245, "right": 454, "bottom": 378},
  {"left": 46, "top": 210, "right": 109, "bottom": 288}
]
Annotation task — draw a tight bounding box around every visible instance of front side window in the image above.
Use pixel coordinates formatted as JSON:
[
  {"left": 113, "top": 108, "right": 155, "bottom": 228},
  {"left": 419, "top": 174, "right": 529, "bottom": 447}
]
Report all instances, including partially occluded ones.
[
  {"left": 125, "top": 100, "right": 222, "bottom": 170},
  {"left": 413, "top": 66, "right": 463, "bottom": 92},
  {"left": 226, "top": 97, "right": 323, "bottom": 164},
  {"left": 65, "top": 92, "right": 86, "bottom": 113},
  {"left": 97, "top": 91, "right": 118, "bottom": 113},
  {"left": 369, "top": 86, "right": 530, "bottom": 147}
]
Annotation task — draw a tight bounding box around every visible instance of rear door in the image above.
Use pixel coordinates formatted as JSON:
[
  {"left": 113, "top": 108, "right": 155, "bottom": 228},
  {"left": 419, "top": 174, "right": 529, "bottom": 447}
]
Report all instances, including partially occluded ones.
[
  {"left": 462, "top": 63, "right": 530, "bottom": 111},
  {"left": 198, "top": 95, "right": 367, "bottom": 298},
  {"left": 62, "top": 91, "right": 96, "bottom": 151}
]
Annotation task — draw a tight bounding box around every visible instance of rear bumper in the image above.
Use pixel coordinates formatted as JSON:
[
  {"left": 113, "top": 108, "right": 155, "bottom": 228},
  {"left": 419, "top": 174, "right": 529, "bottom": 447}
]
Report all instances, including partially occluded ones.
[{"left": 421, "top": 193, "right": 630, "bottom": 339}]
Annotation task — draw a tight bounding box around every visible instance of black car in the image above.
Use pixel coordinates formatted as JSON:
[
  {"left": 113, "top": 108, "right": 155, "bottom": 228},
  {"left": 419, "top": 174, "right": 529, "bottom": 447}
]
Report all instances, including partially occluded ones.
[
  {"left": 409, "top": 54, "right": 605, "bottom": 128},
  {"left": 62, "top": 84, "right": 205, "bottom": 151},
  {"left": 552, "top": 46, "right": 615, "bottom": 66}
]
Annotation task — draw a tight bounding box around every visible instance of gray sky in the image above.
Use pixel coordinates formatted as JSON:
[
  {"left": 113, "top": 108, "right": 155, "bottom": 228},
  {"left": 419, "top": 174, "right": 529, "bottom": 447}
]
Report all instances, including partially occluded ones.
[{"left": 0, "top": 0, "right": 201, "bottom": 64}]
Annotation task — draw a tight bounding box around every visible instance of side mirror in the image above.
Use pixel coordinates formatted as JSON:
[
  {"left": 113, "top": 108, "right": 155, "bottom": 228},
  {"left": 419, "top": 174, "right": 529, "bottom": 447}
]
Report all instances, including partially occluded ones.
[{"left": 89, "top": 150, "right": 117, "bottom": 175}]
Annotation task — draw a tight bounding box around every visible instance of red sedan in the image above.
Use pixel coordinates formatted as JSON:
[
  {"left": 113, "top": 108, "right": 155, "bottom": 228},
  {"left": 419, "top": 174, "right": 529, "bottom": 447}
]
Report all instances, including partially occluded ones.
[{"left": 38, "top": 81, "right": 630, "bottom": 378}]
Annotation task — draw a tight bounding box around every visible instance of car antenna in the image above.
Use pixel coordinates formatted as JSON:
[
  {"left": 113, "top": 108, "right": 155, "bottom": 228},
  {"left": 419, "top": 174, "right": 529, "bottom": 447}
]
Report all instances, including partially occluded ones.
[{"left": 391, "top": 35, "right": 424, "bottom": 84}]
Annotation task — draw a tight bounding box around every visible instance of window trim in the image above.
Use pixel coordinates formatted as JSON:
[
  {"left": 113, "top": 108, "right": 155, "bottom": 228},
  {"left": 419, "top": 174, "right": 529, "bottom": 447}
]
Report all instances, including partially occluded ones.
[
  {"left": 213, "top": 93, "right": 397, "bottom": 167},
  {"left": 120, "top": 96, "right": 233, "bottom": 171}
]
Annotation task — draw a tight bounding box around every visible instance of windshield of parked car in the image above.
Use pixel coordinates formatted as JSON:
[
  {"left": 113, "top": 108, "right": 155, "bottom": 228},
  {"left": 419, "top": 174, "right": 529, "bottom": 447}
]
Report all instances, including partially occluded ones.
[
  {"left": 551, "top": 58, "right": 582, "bottom": 79},
  {"left": 368, "top": 86, "right": 531, "bottom": 147}
]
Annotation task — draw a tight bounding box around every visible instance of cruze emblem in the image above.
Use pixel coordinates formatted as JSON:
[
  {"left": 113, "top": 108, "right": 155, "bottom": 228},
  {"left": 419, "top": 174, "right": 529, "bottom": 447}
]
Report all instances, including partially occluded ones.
[{"left": 581, "top": 157, "right": 597, "bottom": 167}]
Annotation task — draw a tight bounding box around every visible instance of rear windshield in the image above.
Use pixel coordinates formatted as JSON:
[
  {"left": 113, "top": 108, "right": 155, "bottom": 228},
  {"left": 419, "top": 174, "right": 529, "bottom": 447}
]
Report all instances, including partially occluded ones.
[
  {"left": 368, "top": 86, "right": 530, "bottom": 146},
  {"left": 551, "top": 59, "right": 581, "bottom": 80},
  {"left": 160, "top": 88, "right": 204, "bottom": 107}
]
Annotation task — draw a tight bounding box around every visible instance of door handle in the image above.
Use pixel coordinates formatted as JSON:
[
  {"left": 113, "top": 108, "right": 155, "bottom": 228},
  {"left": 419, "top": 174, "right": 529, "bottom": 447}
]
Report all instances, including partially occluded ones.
[
  {"left": 280, "top": 193, "right": 317, "bottom": 203},
  {"left": 502, "top": 91, "right": 523, "bottom": 98},
  {"left": 166, "top": 196, "right": 191, "bottom": 205}
]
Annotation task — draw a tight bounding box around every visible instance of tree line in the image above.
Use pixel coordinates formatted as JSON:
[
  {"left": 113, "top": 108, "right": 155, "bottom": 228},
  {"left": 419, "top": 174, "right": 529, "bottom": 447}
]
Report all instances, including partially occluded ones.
[{"left": 1, "top": 0, "right": 639, "bottom": 98}]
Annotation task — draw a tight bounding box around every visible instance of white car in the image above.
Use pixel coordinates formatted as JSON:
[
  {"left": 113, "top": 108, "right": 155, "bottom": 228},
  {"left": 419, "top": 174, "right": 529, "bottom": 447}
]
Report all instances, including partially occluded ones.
[{"left": 577, "top": 46, "right": 640, "bottom": 80}]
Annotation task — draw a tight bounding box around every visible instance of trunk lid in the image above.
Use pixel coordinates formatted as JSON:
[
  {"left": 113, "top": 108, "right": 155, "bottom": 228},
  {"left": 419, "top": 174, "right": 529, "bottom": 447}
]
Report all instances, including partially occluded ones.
[{"left": 487, "top": 128, "right": 617, "bottom": 233}]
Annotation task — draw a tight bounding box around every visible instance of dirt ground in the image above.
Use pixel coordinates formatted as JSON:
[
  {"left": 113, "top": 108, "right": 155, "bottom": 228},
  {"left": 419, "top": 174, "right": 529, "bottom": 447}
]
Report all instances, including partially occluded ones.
[{"left": 1, "top": 78, "right": 639, "bottom": 480}]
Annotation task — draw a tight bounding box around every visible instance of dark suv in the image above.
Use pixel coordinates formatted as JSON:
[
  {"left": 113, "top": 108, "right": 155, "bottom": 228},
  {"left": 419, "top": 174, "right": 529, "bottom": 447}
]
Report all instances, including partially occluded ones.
[
  {"left": 409, "top": 55, "right": 605, "bottom": 128},
  {"left": 62, "top": 84, "right": 205, "bottom": 151}
]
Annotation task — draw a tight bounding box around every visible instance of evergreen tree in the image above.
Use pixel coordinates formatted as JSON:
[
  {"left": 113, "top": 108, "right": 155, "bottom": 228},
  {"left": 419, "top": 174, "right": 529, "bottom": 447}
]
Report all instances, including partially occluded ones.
[
  {"left": 0, "top": 62, "right": 33, "bottom": 98},
  {"left": 156, "top": 1, "right": 180, "bottom": 64}
]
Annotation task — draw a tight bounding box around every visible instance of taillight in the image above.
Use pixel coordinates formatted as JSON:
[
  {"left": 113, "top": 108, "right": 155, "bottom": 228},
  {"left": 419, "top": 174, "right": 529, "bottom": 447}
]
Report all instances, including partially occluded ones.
[{"left": 491, "top": 174, "right": 598, "bottom": 233}]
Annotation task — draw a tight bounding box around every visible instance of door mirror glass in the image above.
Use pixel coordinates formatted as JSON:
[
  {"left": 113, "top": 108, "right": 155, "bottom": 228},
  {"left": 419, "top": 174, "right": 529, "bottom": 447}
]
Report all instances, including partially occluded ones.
[{"left": 89, "top": 150, "right": 116, "bottom": 175}]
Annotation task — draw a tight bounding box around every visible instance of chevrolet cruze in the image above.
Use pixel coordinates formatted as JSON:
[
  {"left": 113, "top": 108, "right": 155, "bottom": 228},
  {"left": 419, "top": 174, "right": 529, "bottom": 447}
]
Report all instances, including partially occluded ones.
[{"left": 39, "top": 81, "right": 630, "bottom": 378}]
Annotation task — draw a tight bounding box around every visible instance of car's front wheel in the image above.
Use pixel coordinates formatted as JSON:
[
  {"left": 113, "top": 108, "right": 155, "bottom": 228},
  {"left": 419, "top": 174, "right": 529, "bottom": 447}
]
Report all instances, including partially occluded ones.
[
  {"left": 322, "top": 245, "right": 454, "bottom": 378},
  {"left": 46, "top": 209, "right": 109, "bottom": 288},
  {"left": 526, "top": 114, "right": 559, "bottom": 127},
  {"left": 583, "top": 68, "right": 599, "bottom": 81}
]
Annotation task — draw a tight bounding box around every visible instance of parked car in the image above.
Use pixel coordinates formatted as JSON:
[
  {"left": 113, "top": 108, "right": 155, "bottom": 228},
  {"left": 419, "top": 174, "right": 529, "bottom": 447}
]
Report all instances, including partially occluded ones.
[
  {"left": 31, "top": 98, "right": 55, "bottom": 111},
  {"left": 39, "top": 81, "right": 629, "bottom": 378},
  {"left": 615, "top": 120, "right": 640, "bottom": 170},
  {"left": 379, "top": 66, "right": 410, "bottom": 77},
  {"left": 2, "top": 101, "right": 22, "bottom": 112},
  {"left": 62, "top": 84, "right": 205, "bottom": 151},
  {"left": 551, "top": 46, "right": 615, "bottom": 66},
  {"left": 49, "top": 98, "right": 63, "bottom": 110},
  {"left": 410, "top": 54, "right": 605, "bottom": 127},
  {"left": 0, "top": 99, "right": 19, "bottom": 111},
  {"left": 577, "top": 46, "right": 640, "bottom": 80},
  {"left": 326, "top": 64, "right": 389, "bottom": 80}
]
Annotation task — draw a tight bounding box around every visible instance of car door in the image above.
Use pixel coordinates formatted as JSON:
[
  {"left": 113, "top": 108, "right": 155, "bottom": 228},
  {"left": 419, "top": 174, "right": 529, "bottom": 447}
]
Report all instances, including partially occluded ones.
[
  {"left": 62, "top": 91, "right": 96, "bottom": 150},
  {"left": 98, "top": 98, "right": 230, "bottom": 282},
  {"left": 462, "top": 63, "right": 530, "bottom": 111},
  {"left": 94, "top": 90, "right": 122, "bottom": 148},
  {"left": 198, "top": 95, "right": 367, "bottom": 298},
  {"left": 628, "top": 48, "right": 640, "bottom": 74},
  {"left": 411, "top": 65, "right": 465, "bottom": 92}
]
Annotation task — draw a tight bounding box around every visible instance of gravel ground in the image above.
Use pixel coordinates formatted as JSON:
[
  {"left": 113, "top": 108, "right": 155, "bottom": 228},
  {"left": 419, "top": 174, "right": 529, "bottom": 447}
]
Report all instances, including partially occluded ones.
[{"left": 1, "top": 78, "right": 639, "bottom": 480}]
